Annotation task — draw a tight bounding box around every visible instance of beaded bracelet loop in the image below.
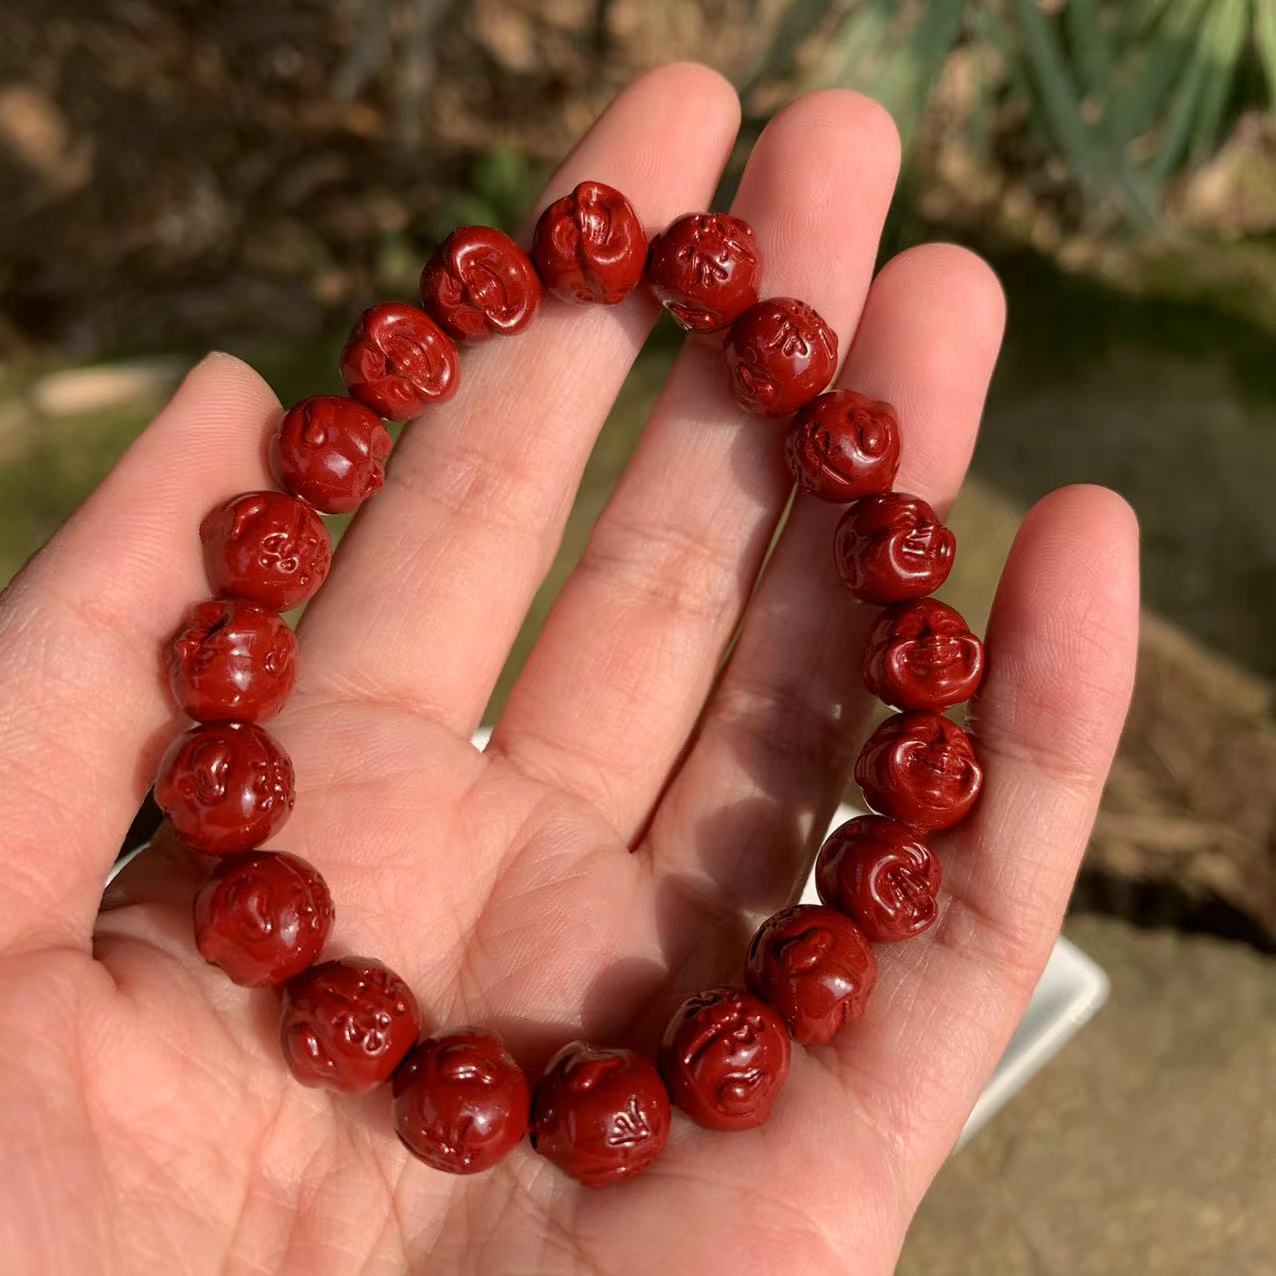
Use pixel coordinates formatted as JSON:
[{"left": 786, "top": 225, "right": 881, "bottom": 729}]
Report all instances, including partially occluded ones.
[{"left": 151, "top": 179, "right": 983, "bottom": 1188}]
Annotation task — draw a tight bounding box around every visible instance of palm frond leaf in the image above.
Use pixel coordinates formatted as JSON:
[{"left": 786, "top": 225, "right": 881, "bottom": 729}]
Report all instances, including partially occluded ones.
[
  {"left": 1009, "top": 0, "right": 1112, "bottom": 186},
  {"left": 1253, "top": 0, "right": 1276, "bottom": 107},
  {"left": 863, "top": 0, "right": 968, "bottom": 152},
  {"left": 1065, "top": 0, "right": 1114, "bottom": 96},
  {"left": 744, "top": 0, "right": 846, "bottom": 98},
  {"left": 1190, "top": 0, "right": 1250, "bottom": 161}
]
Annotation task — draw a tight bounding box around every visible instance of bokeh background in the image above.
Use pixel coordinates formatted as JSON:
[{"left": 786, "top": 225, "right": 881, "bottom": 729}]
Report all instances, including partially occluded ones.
[{"left": 1, "top": 2, "right": 1273, "bottom": 1270}]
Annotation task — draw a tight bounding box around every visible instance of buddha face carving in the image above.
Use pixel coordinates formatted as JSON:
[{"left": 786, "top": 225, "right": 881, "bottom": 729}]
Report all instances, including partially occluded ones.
[
  {"left": 280, "top": 958, "right": 420, "bottom": 1094},
  {"left": 392, "top": 1027, "right": 531, "bottom": 1175},
  {"left": 745, "top": 905, "right": 878, "bottom": 1045},
  {"left": 200, "top": 491, "right": 331, "bottom": 612},
  {"left": 854, "top": 711, "right": 983, "bottom": 832},
  {"left": 816, "top": 815, "right": 942, "bottom": 942},
  {"left": 786, "top": 388, "right": 901, "bottom": 502},
  {"left": 659, "top": 987, "right": 791, "bottom": 1131},
  {"left": 420, "top": 226, "right": 541, "bottom": 340},
  {"left": 154, "top": 721, "right": 295, "bottom": 855},
  {"left": 168, "top": 597, "right": 298, "bottom": 722},
  {"left": 533, "top": 180, "right": 647, "bottom": 304},
  {"left": 725, "top": 297, "right": 838, "bottom": 417},
  {"left": 529, "top": 1042, "right": 670, "bottom": 1187},
  {"left": 340, "top": 302, "right": 460, "bottom": 420},
  {"left": 834, "top": 492, "right": 955, "bottom": 605},
  {"left": 863, "top": 598, "right": 985, "bottom": 712},
  {"left": 194, "top": 850, "right": 333, "bottom": 986},
  {"left": 646, "top": 212, "right": 760, "bottom": 332}
]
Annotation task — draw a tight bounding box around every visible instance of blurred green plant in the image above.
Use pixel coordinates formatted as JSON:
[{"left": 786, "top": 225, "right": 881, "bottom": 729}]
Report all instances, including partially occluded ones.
[
  {"left": 425, "top": 147, "right": 547, "bottom": 243},
  {"left": 751, "top": 0, "right": 1276, "bottom": 224}
]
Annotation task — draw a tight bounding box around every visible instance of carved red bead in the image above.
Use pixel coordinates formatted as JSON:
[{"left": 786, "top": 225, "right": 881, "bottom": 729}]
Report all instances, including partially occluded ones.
[
  {"left": 659, "top": 987, "right": 791, "bottom": 1132},
  {"left": 854, "top": 711, "right": 983, "bottom": 832},
  {"left": 271, "top": 395, "right": 392, "bottom": 515},
  {"left": 786, "top": 389, "right": 900, "bottom": 502},
  {"left": 193, "top": 850, "right": 333, "bottom": 986},
  {"left": 419, "top": 225, "right": 541, "bottom": 341},
  {"left": 280, "top": 957, "right": 420, "bottom": 1094},
  {"left": 167, "top": 598, "right": 298, "bottom": 724},
  {"left": 645, "top": 212, "right": 761, "bottom": 332},
  {"left": 863, "top": 599, "right": 985, "bottom": 712},
  {"left": 340, "top": 302, "right": 460, "bottom": 420},
  {"left": 530, "top": 1042, "right": 670, "bottom": 1188},
  {"left": 833, "top": 492, "right": 955, "bottom": 605},
  {"left": 200, "top": 491, "right": 332, "bottom": 613},
  {"left": 531, "top": 180, "right": 647, "bottom": 305},
  {"left": 745, "top": 905, "right": 878, "bottom": 1045},
  {"left": 724, "top": 297, "right": 838, "bottom": 417},
  {"left": 154, "top": 721, "right": 295, "bottom": 855},
  {"left": 393, "top": 1027, "right": 531, "bottom": 1175},
  {"left": 816, "top": 815, "right": 942, "bottom": 942}
]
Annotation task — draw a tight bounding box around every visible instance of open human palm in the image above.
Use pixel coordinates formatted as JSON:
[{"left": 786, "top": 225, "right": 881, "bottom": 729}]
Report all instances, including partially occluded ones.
[{"left": 0, "top": 65, "right": 1137, "bottom": 1274}]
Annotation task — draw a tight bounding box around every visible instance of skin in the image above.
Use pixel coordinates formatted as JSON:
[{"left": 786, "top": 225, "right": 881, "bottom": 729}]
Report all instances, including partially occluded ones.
[{"left": 0, "top": 64, "right": 1138, "bottom": 1275}]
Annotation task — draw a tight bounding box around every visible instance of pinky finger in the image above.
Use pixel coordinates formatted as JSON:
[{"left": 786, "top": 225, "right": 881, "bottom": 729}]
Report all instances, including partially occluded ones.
[{"left": 828, "top": 484, "right": 1139, "bottom": 1203}]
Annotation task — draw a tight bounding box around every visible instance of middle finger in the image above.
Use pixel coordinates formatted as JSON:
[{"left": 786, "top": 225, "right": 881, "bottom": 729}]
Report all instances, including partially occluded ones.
[{"left": 490, "top": 89, "right": 902, "bottom": 837}]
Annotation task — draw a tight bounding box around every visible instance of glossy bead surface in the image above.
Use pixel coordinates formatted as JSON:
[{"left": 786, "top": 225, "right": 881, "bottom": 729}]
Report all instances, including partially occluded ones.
[
  {"left": 833, "top": 492, "right": 955, "bottom": 605},
  {"left": 271, "top": 395, "right": 392, "bottom": 515},
  {"left": 531, "top": 180, "right": 647, "bottom": 305},
  {"left": 645, "top": 212, "right": 761, "bottom": 332},
  {"left": 154, "top": 721, "right": 295, "bottom": 855},
  {"left": 280, "top": 957, "right": 420, "bottom": 1093},
  {"left": 393, "top": 1027, "right": 530, "bottom": 1175},
  {"left": 786, "top": 389, "right": 900, "bottom": 502},
  {"left": 340, "top": 302, "right": 460, "bottom": 420},
  {"left": 816, "top": 815, "right": 942, "bottom": 942},
  {"left": 855, "top": 711, "right": 983, "bottom": 832},
  {"left": 167, "top": 598, "right": 298, "bottom": 723},
  {"left": 193, "top": 850, "right": 333, "bottom": 986},
  {"left": 200, "top": 491, "right": 331, "bottom": 613},
  {"left": 659, "top": 987, "right": 790, "bottom": 1131},
  {"left": 419, "top": 225, "right": 541, "bottom": 341},
  {"left": 745, "top": 905, "right": 877, "bottom": 1045},
  {"left": 724, "top": 297, "right": 838, "bottom": 418},
  {"left": 863, "top": 599, "right": 985, "bottom": 712},
  {"left": 530, "top": 1042, "right": 670, "bottom": 1188}
]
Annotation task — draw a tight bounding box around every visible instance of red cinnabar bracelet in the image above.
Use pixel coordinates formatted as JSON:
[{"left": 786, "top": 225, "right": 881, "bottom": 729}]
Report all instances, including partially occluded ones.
[
  {"left": 745, "top": 904, "right": 878, "bottom": 1045},
  {"left": 646, "top": 212, "right": 760, "bottom": 332},
  {"left": 786, "top": 388, "right": 901, "bottom": 502},
  {"left": 394, "top": 1027, "right": 532, "bottom": 1175},
  {"left": 420, "top": 226, "right": 541, "bottom": 341},
  {"left": 271, "top": 395, "right": 393, "bottom": 515},
  {"left": 724, "top": 297, "right": 839, "bottom": 417},
  {"left": 530, "top": 1043, "right": 670, "bottom": 1186},
  {"left": 149, "top": 178, "right": 985, "bottom": 1189}
]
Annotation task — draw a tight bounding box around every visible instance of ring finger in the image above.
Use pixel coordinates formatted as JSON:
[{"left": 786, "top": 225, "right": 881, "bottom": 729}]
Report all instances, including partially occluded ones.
[{"left": 649, "top": 241, "right": 1006, "bottom": 912}]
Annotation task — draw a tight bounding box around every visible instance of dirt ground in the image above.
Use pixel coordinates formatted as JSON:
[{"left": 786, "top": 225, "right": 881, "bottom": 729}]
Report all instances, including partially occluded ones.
[
  {"left": 899, "top": 913, "right": 1276, "bottom": 1276},
  {"left": 0, "top": 0, "right": 778, "bottom": 355}
]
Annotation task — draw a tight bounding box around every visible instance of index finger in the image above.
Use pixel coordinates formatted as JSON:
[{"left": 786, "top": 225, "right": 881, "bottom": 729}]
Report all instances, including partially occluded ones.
[
  {"left": 297, "top": 63, "right": 742, "bottom": 734},
  {"left": 0, "top": 355, "right": 280, "bottom": 954}
]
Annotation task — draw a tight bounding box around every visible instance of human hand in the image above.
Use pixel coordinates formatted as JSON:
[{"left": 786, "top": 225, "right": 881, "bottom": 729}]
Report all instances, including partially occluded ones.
[{"left": 0, "top": 64, "right": 1138, "bottom": 1274}]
